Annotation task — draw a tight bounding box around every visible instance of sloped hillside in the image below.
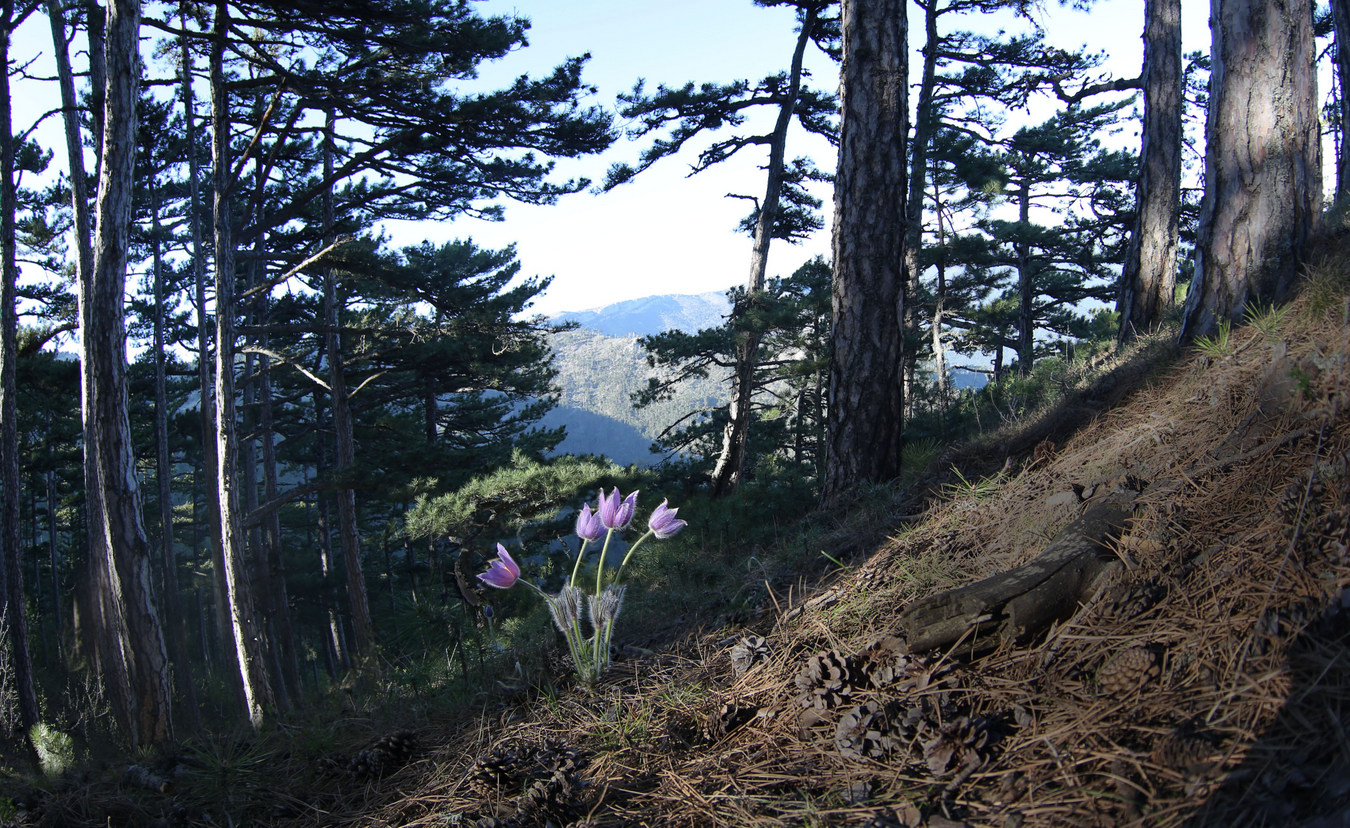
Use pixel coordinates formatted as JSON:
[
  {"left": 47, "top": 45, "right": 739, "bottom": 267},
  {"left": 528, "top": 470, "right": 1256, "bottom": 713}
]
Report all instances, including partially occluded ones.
[{"left": 330, "top": 255, "right": 1349, "bottom": 827}]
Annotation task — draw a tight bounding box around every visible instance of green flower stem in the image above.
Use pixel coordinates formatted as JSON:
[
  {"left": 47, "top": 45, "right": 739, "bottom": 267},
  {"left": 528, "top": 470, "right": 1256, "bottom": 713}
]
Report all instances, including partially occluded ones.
[
  {"left": 568, "top": 537, "right": 591, "bottom": 587},
  {"left": 613, "top": 529, "right": 655, "bottom": 584},
  {"left": 595, "top": 527, "right": 615, "bottom": 596}
]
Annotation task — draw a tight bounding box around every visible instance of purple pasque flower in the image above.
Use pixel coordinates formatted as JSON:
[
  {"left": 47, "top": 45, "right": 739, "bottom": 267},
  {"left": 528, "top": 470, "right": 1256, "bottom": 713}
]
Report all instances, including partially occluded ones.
[
  {"left": 598, "top": 487, "right": 639, "bottom": 530},
  {"left": 575, "top": 503, "right": 605, "bottom": 542},
  {"left": 647, "top": 499, "right": 687, "bottom": 539},
  {"left": 477, "top": 544, "right": 520, "bottom": 589}
]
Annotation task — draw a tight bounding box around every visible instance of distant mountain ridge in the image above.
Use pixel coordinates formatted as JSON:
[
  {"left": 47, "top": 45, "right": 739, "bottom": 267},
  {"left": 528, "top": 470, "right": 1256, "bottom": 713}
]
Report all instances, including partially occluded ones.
[
  {"left": 550, "top": 291, "right": 731, "bottom": 338},
  {"left": 543, "top": 294, "right": 730, "bottom": 465}
]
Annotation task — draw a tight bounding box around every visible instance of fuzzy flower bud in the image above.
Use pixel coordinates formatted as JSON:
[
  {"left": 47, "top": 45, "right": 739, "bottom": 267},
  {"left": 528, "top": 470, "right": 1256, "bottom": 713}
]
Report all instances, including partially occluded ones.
[
  {"left": 598, "top": 488, "right": 639, "bottom": 530},
  {"left": 647, "top": 499, "right": 687, "bottom": 539},
  {"left": 575, "top": 503, "right": 604, "bottom": 541}
]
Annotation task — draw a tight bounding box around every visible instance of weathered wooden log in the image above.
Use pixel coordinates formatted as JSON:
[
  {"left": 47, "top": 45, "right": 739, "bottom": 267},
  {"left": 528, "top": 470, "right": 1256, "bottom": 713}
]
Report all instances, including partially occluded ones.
[{"left": 898, "top": 487, "right": 1139, "bottom": 654}]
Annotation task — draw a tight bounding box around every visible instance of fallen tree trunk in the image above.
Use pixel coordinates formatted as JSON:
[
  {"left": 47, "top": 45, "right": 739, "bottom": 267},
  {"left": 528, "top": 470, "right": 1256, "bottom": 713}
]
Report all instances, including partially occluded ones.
[{"left": 898, "top": 486, "right": 1140, "bottom": 654}]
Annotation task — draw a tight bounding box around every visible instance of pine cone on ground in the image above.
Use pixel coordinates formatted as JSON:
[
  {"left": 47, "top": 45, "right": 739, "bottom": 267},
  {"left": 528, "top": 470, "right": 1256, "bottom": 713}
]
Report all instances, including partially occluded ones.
[
  {"left": 518, "top": 770, "right": 584, "bottom": 824},
  {"left": 534, "top": 739, "right": 588, "bottom": 777},
  {"left": 854, "top": 636, "right": 926, "bottom": 689},
  {"left": 921, "top": 715, "right": 992, "bottom": 781},
  {"left": 795, "top": 650, "right": 860, "bottom": 710},
  {"left": 730, "top": 635, "right": 771, "bottom": 677},
  {"left": 471, "top": 745, "right": 537, "bottom": 793},
  {"left": 835, "top": 701, "right": 903, "bottom": 761},
  {"left": 346, "top": 730, "right": 418, "bottom": 780},
  {"left": 1097, "top": 647, "right": 1161, "bottom": 698},
  {"left": 1151, "top": 726, "right": 1219, "bottom": 773},
  {"left": 703, "top": 702, "right": 759, "bottom": 741}
]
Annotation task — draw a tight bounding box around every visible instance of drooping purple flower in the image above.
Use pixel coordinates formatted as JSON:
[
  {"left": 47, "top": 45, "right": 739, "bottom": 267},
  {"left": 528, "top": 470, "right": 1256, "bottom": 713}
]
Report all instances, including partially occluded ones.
[
  {"left": 477, "top": 544, "right": 520, "bottom": 589},
  {"left": 575, "top": 503, "right": 605, "bottom": 541},
  {"left": 647, "top": 499, "right": 687, "bottom": 539},
  {"left": 598, "top": 488, "right": 638, "bottom": 530}
]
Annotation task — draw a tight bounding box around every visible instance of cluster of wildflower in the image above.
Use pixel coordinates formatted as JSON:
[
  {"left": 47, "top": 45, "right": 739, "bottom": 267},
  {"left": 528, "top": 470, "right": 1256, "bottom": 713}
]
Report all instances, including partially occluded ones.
[{"left": 477, "top": 488, "right": 687, "bottom": 685}]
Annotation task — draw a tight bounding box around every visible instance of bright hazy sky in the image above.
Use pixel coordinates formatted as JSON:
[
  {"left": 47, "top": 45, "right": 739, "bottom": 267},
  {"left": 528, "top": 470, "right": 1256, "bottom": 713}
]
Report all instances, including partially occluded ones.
[{"left": 383, "top": 0, "right": 1211, "bottom": 318}]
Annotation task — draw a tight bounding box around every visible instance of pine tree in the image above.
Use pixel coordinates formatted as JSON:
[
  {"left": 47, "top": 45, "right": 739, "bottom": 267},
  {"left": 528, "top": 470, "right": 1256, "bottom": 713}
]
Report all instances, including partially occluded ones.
[
  {"left": 1180, "top": 0, "right": 1320, "bottom": 340},
  {"left": 603, "top": 0, "right": 838, "bottom": 497},
  {"left": 822, "top": 0, "right": 909, "bottom": 504},
  {"left": 1117, "top": 0, "right": 1183, "bottom": 342}
]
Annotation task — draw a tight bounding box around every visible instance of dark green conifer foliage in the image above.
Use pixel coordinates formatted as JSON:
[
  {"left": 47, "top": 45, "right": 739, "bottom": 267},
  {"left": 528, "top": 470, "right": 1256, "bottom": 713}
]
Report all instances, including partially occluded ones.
[{"left": 603, "top": 0, "right": 838, "bottom": 496}]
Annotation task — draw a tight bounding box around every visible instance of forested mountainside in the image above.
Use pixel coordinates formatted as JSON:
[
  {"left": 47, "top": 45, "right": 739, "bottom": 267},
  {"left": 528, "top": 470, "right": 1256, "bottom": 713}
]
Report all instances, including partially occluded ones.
[{"left": 541, "top": 303, "right": 730, "bottom": 465}]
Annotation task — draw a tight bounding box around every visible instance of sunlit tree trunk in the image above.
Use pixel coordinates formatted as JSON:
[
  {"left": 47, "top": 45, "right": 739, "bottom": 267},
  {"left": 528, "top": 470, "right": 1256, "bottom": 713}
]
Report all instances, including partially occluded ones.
[
  {"left": 211, "top": 0, "right": 275, "bottom": 726},
  {"left": 83, "top": 0, "right": 174, "bottom": 748},
  {"left": 1118, "top": 0, "right": 1182, "bottom": 342},
  {"left": 1179, "top": 0, "right": 1320, "bottom": 340},
  {"left": 149, "top": 174, "right": 202, "bottom": 732},
  {"left": 822, "top": 0, "right": 909, "bottom": 505},
  {"left": 178, "top": 3, "right": 233, "bottom": 681}
]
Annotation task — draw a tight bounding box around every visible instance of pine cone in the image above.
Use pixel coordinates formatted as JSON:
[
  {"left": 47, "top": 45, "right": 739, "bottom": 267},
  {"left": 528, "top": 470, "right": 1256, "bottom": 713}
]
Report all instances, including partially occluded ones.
[
  {"left": 795, "top": 650, "right": 860, "bottom": 710},
  {"left": 1097, "top": 647, "right": 1161, "bottom": 698},
  {"left": 346, "top": 730, "right": 418, "bottom": 780},
  {"left": 518, "top": 771, "right": 583, "bottom": 824},
  {"left": 835, "top": 701, "right": 903, "bottom": 761},
  {"left": 471, "top": 745, "right": 537, "bottom": 793},
  {"left": 920, "top": 715, "right": 992, "bottom": 780},
  {"left": 854, "top": 636, "right": 923, "bottom": 689},
  {"left": 730, "top": 635, "right": 771, "bottom": 677},
  {"left": 1151, "top": 727, "right": 1218, "bottom": 772},
  {"left": 703, "top": 702, "right": 759, "bottom": 741},
  {"left": 534, "top": 739, "right": 588, "bottom": 777}
]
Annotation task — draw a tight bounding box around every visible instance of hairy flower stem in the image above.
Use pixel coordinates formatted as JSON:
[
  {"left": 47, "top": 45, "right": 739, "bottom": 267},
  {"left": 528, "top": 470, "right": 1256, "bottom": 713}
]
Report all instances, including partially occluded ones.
[
  {"left": 569, "top": 537, "right": 591, "bottom": 586},
  {"left": 595, "top": 527, "right": 615, "bottom": 595},
  {"left": 614, "top": 529, "right": 655, "bottom": 584}
]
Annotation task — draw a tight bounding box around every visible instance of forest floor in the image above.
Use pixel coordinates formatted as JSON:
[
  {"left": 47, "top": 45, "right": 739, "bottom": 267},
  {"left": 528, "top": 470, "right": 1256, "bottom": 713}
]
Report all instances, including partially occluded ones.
[{"left": 11, "top": 234, "right": 1350, "bottom": 826}]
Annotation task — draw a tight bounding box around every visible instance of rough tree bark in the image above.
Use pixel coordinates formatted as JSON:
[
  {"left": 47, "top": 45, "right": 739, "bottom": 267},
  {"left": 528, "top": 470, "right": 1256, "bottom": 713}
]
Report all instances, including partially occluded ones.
[
  {"left": 211, "top": 0, "right": 275, "bottom": 727},
  {"left": 322, "top": 108, "right": 376, "bottom": 662},
  {"left": 178, "top": 5, "right": 234, "bottom": 679},
  {"left": 149, "top": 174, "right": 201, "bottom": 731},
  {"left": 1179, "top": 0, "right": 1321, "bottom": 341},
  {"left": 1117, "top": 0, "right": 1182, "bottom": 343},
  {"left": 821, "top": 0, "right": 909, "bottom": 506},
  {"left": 710, "top": 2, "right": 823, "bottom": 497},
  {"left": 83, "top": 0, "right": 175, "bottom": 748},
  {"left": 0, "top": 0, "right": 39, "bottom": 739}
]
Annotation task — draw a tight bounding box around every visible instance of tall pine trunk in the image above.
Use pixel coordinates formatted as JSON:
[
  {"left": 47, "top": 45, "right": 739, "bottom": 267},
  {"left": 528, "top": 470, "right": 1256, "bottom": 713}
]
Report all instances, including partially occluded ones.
[
  {"left": 149, "top": 174, "right": 201, "bottom": 732},
  {"left": 48, "top": 0, "right": 107, "bottom": 684},
  {"left": 1117, "top": 0, "right": 1182, "bottom": 343},
  {"left": 83, "top": 0, "right": 174, "bottom": 748},
  {"left": 822, "top": 0, "right": 909, "bottom": 505},
  {"left": 899, "top": 0, "right": 941, "bottom": 417},
  {"left": 710, "top": 4, "right": 821, "bottom": 497},
  {"left": 1015, "top": 171, "right": 1034, "bottom": 374},
  {"left": 178, "top": 5, "right": 234, "bottom": 681},
  {"left": 0, "top": 0, "right": 38, "bottom": 740},
  {"left": 322, "top": 108, "right": 376, "bottom": 662},
  {"left": 211, "top": 0, "right": 274, "bottom": 726},
  {"left": 1179, "top": 0, "right": 1320, "bottom": 340}
]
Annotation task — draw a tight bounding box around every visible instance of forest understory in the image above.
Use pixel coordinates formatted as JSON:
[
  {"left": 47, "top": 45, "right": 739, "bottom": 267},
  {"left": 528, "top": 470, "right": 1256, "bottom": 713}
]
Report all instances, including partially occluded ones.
[{"left": 6, "top": 223, "right": 1347, "bottom": 828}]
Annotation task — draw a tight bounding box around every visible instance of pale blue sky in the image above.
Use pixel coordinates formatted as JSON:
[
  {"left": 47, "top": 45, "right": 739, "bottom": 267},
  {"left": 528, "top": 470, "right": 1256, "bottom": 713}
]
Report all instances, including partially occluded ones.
[{"left": 384, "top": 0, "right": 1212, "bottom": 318}]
